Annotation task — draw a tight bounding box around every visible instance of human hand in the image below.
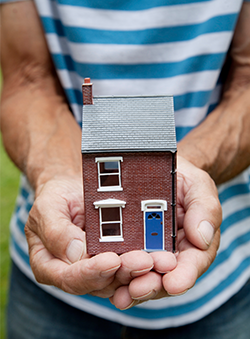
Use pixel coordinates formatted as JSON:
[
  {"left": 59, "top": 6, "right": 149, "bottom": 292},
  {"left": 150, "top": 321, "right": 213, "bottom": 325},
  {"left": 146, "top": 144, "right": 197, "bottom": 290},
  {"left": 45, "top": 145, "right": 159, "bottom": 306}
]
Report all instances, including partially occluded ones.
[
  {"left": 25, "top": 176, "right": 157, "bottom": 296},
  {"left": 110, "top": 156, "right": 222, "bottom": 309},
  {"left": 25, "top": 176, "right": 122, "bottom": 294}
]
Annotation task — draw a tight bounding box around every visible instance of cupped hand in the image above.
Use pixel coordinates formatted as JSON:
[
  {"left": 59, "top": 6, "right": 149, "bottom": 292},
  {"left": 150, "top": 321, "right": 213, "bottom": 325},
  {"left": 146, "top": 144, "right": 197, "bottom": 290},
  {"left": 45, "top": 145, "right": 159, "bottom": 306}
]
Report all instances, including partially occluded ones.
[
  {"left": 110, "top": 156, "right": 222, "bottom": 310},
  {"left": 25, "top": 176, "right": 155, "bottom": 296},
  {"left": 163, "top": 156, "right": 222, "bottom": 294},
  {"left": 25, "top": 176, "right": 122, "bottom": 294}
]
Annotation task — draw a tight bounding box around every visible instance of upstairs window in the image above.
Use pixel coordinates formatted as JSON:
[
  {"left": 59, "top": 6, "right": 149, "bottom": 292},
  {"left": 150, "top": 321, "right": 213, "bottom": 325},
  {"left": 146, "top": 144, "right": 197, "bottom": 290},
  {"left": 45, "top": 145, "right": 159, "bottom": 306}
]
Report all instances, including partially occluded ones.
[{"left": 95, "top": 157, "right": 123, "bottom": 192}]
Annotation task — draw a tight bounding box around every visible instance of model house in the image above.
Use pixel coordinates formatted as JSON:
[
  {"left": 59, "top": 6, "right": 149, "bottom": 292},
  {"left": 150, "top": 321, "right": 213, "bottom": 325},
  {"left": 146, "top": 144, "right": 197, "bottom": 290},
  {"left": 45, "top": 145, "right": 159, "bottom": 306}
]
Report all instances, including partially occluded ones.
[{"left": 81, "top": 78, "right": 177, "bottom": 255}]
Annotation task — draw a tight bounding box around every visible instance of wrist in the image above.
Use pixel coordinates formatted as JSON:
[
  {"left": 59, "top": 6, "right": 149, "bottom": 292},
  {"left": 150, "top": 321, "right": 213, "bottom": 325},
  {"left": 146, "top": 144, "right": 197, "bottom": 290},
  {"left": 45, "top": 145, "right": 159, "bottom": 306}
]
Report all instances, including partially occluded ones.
[
  {"left": 177, "top": 109, "right": 221, "bottom": 176},
  {"left": 34, "top": 165, "right": 82, "bottom": 196},
  {"left": 178, "top": 90, "right": 250, "bottom": 184},
  {"left": 34, "top": 170, "right": 82, "bottom": 197}
]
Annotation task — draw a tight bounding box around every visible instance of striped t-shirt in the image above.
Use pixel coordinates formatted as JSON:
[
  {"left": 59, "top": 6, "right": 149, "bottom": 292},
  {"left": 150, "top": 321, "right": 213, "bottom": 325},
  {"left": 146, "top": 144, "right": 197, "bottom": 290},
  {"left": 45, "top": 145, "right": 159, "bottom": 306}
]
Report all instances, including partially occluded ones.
[{"left": 6, "top": 0, "right": 250, "bottom": 329}]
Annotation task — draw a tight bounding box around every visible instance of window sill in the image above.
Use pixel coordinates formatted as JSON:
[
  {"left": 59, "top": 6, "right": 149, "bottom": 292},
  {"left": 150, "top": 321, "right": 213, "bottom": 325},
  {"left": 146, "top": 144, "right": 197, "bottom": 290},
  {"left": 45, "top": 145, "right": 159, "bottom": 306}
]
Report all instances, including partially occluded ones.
[
  {"left": 97, "top": 187, "right": 123, "bottom": 192},
  {"left": 99, "top": 237, "right": 124, "bottom": 242}
]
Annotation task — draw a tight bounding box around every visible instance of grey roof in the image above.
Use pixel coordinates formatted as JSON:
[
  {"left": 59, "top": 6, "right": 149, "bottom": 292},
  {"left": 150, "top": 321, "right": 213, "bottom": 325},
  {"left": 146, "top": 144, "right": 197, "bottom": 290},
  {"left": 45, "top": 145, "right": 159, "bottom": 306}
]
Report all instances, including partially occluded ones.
[{"left": 81, "top": 95, "right": 177, "bottom": 153}]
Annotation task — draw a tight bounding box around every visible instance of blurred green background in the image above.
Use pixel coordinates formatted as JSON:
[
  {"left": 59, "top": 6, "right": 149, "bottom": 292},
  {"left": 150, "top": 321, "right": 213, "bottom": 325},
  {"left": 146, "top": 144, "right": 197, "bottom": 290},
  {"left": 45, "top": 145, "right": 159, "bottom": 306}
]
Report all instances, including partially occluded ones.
[{"left": 0, "top": 75, "right": 21, "bottom": 337}]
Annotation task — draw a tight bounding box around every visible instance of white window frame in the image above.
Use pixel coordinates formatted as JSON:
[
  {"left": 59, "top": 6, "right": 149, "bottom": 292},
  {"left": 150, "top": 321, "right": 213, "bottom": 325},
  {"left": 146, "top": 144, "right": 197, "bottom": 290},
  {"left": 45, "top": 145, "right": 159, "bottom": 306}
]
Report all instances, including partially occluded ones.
[
  {"left": 95, "top": 157, "right": 123, "bottom": 192},
  {"left": 94, "top": 199, "right": 126, "bottom": 242}
]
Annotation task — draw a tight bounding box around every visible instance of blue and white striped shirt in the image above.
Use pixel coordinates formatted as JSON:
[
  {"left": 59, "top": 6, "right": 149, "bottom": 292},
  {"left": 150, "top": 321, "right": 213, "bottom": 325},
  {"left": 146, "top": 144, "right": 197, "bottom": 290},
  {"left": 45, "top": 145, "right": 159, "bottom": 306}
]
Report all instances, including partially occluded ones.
[{"left": 7, "top": 0, "right": 250, "bottom": 329}]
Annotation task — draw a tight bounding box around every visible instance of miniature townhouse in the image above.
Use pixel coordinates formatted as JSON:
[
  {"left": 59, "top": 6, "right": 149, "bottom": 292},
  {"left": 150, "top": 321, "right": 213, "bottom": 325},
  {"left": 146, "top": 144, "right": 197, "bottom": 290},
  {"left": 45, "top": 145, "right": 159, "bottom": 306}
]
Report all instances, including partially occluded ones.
[{"left": 81, "top": 78, "right": 177, "bottom": 255}]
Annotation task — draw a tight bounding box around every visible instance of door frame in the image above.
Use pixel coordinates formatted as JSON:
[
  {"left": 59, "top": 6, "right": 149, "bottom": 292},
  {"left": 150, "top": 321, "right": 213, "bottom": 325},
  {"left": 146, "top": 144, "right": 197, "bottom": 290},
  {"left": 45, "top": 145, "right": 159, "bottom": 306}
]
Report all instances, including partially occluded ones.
[{"left": 141, "top": 200, "right": 167, "bottom": 251}]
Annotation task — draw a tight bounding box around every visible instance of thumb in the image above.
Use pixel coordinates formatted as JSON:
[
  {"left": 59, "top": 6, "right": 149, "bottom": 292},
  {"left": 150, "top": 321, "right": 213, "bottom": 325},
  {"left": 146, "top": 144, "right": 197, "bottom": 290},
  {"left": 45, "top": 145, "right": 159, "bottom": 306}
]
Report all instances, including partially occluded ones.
[
  {"left": 26, "top": 178, "right": 87, "bottom": 264},
  {"left": 177, "top": 156, "right": 222, "bottom": 250}
]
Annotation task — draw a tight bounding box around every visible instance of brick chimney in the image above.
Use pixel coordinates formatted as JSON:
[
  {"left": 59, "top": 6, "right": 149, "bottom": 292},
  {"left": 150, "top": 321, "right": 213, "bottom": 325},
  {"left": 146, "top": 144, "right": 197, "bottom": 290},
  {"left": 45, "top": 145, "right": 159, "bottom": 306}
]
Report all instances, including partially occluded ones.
[{"left": 82, "top": 78, "right": 93, "bottom": 105}]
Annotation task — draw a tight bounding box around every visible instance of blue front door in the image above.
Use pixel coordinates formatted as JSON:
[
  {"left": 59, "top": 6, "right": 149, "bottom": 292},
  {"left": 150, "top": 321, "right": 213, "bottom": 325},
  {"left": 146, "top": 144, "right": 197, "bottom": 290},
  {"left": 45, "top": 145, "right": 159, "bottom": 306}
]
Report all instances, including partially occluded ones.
[{"left": 145, "top": 211, "right": 163, "bottom": 250}]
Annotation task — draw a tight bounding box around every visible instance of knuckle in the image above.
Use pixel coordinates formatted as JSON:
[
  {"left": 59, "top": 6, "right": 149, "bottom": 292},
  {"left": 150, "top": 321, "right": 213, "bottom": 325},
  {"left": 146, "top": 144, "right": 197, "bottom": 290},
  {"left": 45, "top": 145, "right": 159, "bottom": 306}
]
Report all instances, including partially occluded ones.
[
  {"left": 199, "top": 168, "right": 214, "bottom": 187},
  {"left": 42, "top": 223, "right": 67, "bottom": 257},
  {"left": 43, "top": 223, "right": 58, "bottom": 244},
  {"left": 26, "top": 206, "right": 39, "bottom": 230},
  {"left": 33, "top": 271, "right": 44, "bottom": 285},
  {"left": 90, "top": 288, "right": 115, "bottom": 298},
  {"left": 24, "top": 222, "right": 31, "bottom": 238},
  {"left": 29, "top": 257, "right": 45, "bottom": 284},
  {"left": 198, "top": 171, "right": 222, "bottom": 226},
  {"left": 209, "top": 196, "right": 222, "bottom": 225}
]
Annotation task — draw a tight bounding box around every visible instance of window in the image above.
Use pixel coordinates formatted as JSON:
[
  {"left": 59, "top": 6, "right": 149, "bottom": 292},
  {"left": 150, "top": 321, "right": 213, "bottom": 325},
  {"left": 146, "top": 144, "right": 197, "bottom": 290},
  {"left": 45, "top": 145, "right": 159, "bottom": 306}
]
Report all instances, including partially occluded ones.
[
  {"left": 95, "top": 157, "right": 123, "bottom": 192},
  {"left": 101, "top": 207, "right": 122, "bottom": 238},
  {"left": 94, "top": 199, "right": 126, "bottom": 242}
]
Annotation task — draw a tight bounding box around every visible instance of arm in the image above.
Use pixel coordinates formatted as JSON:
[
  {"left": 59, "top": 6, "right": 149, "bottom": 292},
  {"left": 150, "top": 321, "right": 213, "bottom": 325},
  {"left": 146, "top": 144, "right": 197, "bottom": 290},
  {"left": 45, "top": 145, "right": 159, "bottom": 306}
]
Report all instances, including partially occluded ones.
[
  {"left": 0, "top": 1, "right": 87, "bottom": 267},
  {"left": 112, "top": 3, "right": 249, "bottom": 311},
  {"left": 178, "top": 2, "right": 250, "bottom": 184},
  {"left": 120, "top": 4, "right": 250, "bottom": 308},
  {"left": 0, "top": 1, "right": 124, "bottom": 293},
  {"left": 0, "top": 1, "right": 81, "bottom": 189}
]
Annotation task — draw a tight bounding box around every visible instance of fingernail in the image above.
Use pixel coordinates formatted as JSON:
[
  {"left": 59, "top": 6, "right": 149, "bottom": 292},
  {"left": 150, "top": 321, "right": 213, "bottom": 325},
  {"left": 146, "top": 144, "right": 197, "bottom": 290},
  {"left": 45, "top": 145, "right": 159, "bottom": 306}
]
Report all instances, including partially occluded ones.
[
  {"left": 198, "top": 220, "right": 214, "bottom": 246},
  {"left": 109, "top": 297, "right": 114, "bottom": 305},
  {"left": 132, "top": 289, "right": 157, "bottom": 301},
  {"left": 100, "top": 265, "right": 121, "bottom": 278},
  {"left": 168, "top": 289, "right": 188, "bottom": 296},
  {"left": 66, "top": 239, "right": 85, "bottom": 264},
  {"left": 120, "top": 300, "right": 138, "bottom": 311},
  {"left": 131, "top": 265, "right": 154, "bottom": 278}
]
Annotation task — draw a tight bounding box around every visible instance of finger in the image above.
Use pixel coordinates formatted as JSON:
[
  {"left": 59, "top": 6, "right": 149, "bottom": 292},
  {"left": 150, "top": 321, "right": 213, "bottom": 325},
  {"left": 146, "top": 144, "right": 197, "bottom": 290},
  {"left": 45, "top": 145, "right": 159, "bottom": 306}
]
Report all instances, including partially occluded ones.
[
  {"left": 116, "top": 250, "right": 154, "bottom": 285},
  {"left": 27, "top": 227, "right": 121, "bottom": 294},
  {"left": 90, "top": 284, "right": 119, "bottom": 299},
  {"left": 163, "top": 229, "right": 220, "bottom": 295},
  {"left": 85, "top": 250, "right": 155, "bottom": 298},
  {"left": 89, "top": 275, "right": 123, "bottom": 298},
  {"left": 149, "top": 251, "right": 177, "bottom": 274},
  {"left": 111, "top": 271, "right": 166, "bottom": 310},
  {"left": 129, "top": 271, "right": 163, "bottom": 300},
  {"left": 110, "top": 252, "right": 176, "bottom": 308},
  {"left": 177, "top": 157, "right": 222, "bottom": 250},
  {"left": 109, "top": 286, "right": 140, "bottom": 310},
  {"left": 27, "top": 179, "right": 86, "bottom": 264}
]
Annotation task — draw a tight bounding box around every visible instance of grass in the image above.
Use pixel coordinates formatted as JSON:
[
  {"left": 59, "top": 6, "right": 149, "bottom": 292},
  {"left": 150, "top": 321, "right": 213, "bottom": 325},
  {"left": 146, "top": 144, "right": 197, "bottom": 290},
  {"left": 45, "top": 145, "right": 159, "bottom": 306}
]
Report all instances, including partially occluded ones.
[{"left": 0, "top": 139, "right": 20, "bottom": 338}]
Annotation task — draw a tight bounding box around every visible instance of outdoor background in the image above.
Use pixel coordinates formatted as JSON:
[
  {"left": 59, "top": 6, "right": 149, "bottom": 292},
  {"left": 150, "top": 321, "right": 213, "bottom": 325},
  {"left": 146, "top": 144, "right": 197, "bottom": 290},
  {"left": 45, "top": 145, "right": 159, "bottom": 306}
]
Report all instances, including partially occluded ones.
[{"left": 0, "top": 73, "right": 21, "bottom": 338}]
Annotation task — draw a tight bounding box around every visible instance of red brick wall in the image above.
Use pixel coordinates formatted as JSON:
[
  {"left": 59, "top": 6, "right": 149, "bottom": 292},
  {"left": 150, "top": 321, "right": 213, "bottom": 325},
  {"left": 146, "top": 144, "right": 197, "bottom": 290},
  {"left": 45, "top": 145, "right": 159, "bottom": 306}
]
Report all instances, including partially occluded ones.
[
  {"left": 82, "top": 83, "right": 93, "bottom": 105},
  {"left": 82, "top": 152, "right": 176, "bottom": 255}
]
